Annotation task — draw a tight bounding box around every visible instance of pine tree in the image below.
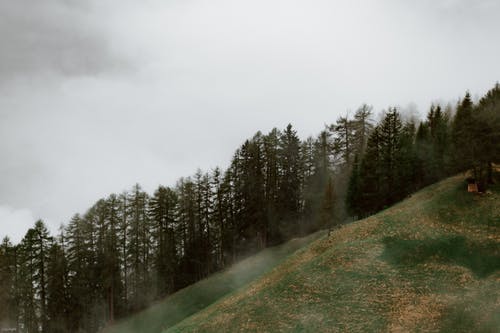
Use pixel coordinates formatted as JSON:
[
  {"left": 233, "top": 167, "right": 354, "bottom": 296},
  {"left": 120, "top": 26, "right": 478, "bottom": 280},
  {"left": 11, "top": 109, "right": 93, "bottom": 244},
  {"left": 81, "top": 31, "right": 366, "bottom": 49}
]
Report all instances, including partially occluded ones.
[
  {"left": 303, "top": 130, "right": 333, "bottom": 229},
  {"left": 277, "top": 124, "right": 302, "bottom": 237},
  {"left": 88, "top": 198, "right": 110, "bottom": 327},
  {"left": 451, "top": 92, "right": 475, "bottom": 174},
  {"left": 65, "top": 214, "right": 96, "bottom": 332},
  {"left": 18, "top": 226, "right": 47, "bottom": 333},
  {"left": 299, "top": 136, "right": 317, "bottom": 232},
  {"left": 221, "top": 168, "right": 237, "bottom": 264},
  {"left": 32, "top": 220, "right": 52, "bottom": 332},
  {"left": 319, "top": 176, "right": 336, "bottom": 229},
  {"left": 263, "top": 129, "right": 281, "bottom": 244},
  {"left": 104, "top": 194, "right": 124, "bottom": 322},
  {"left": 235, "top": 135, "right": 266, "bottom": 250},
  {"left": 126, "top": 184, "right": 151, "bottom": 310},
  {"left": 46, "top": 235, "right": 69, "bottom": 333},
  {"left": 395, "top": 121, "right": 418, "bottom": 200},
  {"left": 357, "top": 127, "right": 383, "bottom": 215},
  {"left": 415, "top": 116, "right": 433, "bottom": 186},
  {"left": 352, "top": 104, "right": 374, "bottom": 156},
  {"left": 176, "top": 177, "right": 197, "bottom": 286},
  {"left": 475, "top": 83, "right": 500, "bottom": 188},
  {"left": 149, "top": 186, "right": 178, "bottom": 296},
  {"left": 210, "top": 167, "right": 227, "bottom": 268},
  {"left": 346, "top": 154, "right": 361, "bottom": 217},
  {"left": 0, "top": 237, "right": 18, "bottom": 330},
  {"left": 415, "top": 105, "right": 450, "bottom": 187},
  {"left": 193, "top": 170, "right": 212, "bottom": 278},
  {"left": 330, "top": 115, "right": 355, "bottom": 166},
  {"left": 118, "top": 192, "right": 129, "bottom": 310},
  {"left": 379, "top": 108, "right": 404, "bottom": 205}
]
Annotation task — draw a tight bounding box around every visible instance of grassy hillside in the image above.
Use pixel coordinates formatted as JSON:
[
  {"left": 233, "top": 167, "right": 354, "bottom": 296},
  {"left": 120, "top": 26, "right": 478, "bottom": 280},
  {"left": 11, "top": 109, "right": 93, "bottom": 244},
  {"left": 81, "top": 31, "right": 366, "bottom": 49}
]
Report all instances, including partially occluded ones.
[
  {"left": 102, "top": 231, "right": 324, "bottom": 333},
  {"left": 167, "top": 175, "right": 500, "bottom": 333}
]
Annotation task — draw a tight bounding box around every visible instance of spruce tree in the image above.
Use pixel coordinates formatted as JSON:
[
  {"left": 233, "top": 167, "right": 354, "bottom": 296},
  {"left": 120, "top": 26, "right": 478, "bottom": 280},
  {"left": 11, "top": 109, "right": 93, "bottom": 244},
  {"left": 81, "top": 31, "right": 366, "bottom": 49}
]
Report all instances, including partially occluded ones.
[
  {"left": 475, "top": 83, "right": 500, "bottom": 187},
  {"left": 357, "top": 127, "right": 383, "bottom": 215},
  {"left": 277, "top": 124, "right": 302, "bottom": 237},
  {"left": 330, "top": 115, "right": 355, "bottom": 166},
  {"left": 319, "top": 176, "right": 336, "bottom": 229},
  {"left": 46, "top": 240, "right": 69, "bottom": 333},
  {"left": 263, "top": 129, "right": 281, "bottom": 243},
  {"left": 353, "top": 104, "right": 374, "bottom": 156},
  {"left": 149, "top": 186, "right": 178, "bottom": 296},
  {"left": 0, "top": 237, "right": 18, "bottom": 330},
  {"left": 379, "top": 108, "right": 404, "bottom": 206},
  {"left": 451, "top": 92, "right": 475, "bottom": 174},
  {"left": 126, "top": 184, "right": 151, "bottom": 309},
  {"left": 32, "top": 220, "right": 52, "bottom": 332},
  {"left": 346, "top": 154, "right": 361, "bottom": 217}
]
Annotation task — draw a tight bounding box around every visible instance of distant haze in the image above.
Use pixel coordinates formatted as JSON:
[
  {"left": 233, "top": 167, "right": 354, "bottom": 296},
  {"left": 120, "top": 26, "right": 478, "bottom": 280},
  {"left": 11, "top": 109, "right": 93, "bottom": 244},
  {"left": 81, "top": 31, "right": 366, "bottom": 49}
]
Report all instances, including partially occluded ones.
[{"left": 1, "top": 0, "right": 499, "bottom": 243}]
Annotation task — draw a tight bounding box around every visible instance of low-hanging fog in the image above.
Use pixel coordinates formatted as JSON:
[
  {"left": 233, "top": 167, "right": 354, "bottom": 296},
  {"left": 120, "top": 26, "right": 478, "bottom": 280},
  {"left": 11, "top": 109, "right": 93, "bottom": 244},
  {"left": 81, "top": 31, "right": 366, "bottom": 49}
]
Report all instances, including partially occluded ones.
[{"left": 1, "top": 0, "right": 499, "bottom": 242}]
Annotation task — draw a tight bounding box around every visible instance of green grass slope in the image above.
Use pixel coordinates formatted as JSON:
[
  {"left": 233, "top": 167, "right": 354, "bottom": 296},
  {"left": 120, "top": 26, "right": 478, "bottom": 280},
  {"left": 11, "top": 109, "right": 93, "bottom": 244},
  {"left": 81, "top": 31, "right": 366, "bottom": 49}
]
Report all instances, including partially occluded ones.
[
  {"left": 102, "top": 231, "right": 324, "bottom": 333},
  {"left": 167, "top": 175, "right": 500, "bottom": 333}
]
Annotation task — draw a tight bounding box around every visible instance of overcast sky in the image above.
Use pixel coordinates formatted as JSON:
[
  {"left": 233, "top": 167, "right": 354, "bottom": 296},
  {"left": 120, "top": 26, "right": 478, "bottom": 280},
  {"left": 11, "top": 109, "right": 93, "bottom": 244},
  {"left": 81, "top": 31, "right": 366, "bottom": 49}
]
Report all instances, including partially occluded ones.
[{"left": 1, "top": 0, "right": 499, "bottom": 243}]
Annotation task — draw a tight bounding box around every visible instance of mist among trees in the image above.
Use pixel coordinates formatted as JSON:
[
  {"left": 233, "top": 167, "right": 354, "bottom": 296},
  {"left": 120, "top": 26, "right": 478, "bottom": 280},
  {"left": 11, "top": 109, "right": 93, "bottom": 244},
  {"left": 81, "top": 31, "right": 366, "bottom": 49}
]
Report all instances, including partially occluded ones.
[{"left": 1, "top": 84, "right": 499, "bottom": 333}]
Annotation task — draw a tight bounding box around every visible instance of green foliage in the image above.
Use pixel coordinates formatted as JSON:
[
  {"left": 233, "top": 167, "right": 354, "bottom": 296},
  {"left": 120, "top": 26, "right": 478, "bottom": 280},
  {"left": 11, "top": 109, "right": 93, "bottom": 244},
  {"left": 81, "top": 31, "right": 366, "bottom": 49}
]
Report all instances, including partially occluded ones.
[
  {"left": 449, "top": 87, "right": 499, "bottom": 190},
  {"left": 348, "top": 83, "right": 500, "bottom": 218},
  {"left": 452, "top": 92, "right": 475, "bottom": 173},
  {"left": 352, "top": 108, "right": 418, "bottom": 216}
]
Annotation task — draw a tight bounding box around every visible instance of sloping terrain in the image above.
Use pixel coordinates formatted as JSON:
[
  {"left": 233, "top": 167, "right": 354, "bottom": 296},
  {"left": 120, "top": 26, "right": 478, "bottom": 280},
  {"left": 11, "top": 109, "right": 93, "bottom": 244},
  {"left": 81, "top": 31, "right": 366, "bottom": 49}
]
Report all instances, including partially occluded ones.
[
  {"left": 167, "top": 175, "right": 500, "bottom": 332},
  {"left": 102, "top": 231, "right": 324, "bottom": 333}
]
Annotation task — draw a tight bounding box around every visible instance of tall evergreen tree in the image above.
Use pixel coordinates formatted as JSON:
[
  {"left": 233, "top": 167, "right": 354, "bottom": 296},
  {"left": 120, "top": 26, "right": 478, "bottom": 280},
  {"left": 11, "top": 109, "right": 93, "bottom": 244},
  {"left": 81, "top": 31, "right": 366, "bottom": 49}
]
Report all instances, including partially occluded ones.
[
  {"left": 104, "top": 194, "right": 124, "bottom": 322},
  {"left": 118, "top": 192, "right": 129, "bottom": 310},
  {"left": 126, "top": 184, "right": 151, "bottom": 309},
  {"left": 352, "top": 104, "right": 374, "bottom": 156},
  {"left": 451, "top": 92, "right": 475, "bottom": 174},
  {"left": 346, "top": 154, "right": 361, "bottom": 217},
  {"left": 277, "top": 124, "right": 302, "bottom": 237},
  {"left": 32, "top": 220, "right": 52, "bottom": 332},
  {"left": 65, "top": 213, "right": 97, "bottom": 332},
  {"left": 210, "top": 167, "right": 229, "bottom": 268},
  {"left": 395, "top": 121, "right": 418, "bottom": 200},
  {"left": 303, "top": 130, "right": 333, "bottom": 228},
  {"left": 319, "top": 176, "right": 336, "bottom": 229},
  {"left": 356, "top": 127, "right": 383, "bottom": 215},
  {"left": 0, "top": 237, "right": 18, "bottom": 330},
  {"left": 379, "top": 108, "right": 404, "bottom": 206},
  {"left": 46, "top": 237, "right": 69, "bottom": 333},
  {"left": 330, "top": 115, "right": 355, "bottom": 166},
  {"left": 474, "top": 83, "right": 500, "bottom": 188},
  {"left": 263, "top": 129, "right": 281, "bottom": 243},
  {"left": 149, "top": 186, "right": 178, "bottom": 296},
  {"left": 176, "top": 177, "right": 198, "bottom": 286}
]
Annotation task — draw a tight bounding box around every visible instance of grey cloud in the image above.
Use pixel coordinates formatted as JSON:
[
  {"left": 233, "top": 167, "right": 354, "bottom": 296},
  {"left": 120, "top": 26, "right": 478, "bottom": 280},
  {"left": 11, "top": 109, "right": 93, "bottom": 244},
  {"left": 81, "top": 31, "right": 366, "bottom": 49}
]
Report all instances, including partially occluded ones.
[
  {"left": 1, "top": 0, "right": 500, "bottom": 241},
  {"left": 0, "top": 0, "right": 120, "bottom": 81}
]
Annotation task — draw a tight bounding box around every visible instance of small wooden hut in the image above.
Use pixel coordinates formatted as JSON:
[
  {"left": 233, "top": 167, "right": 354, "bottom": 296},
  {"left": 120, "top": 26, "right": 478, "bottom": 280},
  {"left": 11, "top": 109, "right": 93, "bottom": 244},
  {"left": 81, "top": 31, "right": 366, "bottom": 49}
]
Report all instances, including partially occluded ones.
[{"left": 466, "top": 177, "right": 478, "bottom": 193}]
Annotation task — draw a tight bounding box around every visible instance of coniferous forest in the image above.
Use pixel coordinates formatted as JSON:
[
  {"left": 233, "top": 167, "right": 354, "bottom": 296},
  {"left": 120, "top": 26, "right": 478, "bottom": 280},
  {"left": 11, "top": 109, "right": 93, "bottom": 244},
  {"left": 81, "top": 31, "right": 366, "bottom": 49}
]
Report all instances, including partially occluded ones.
[{"left": 1, "top": 84, "right": 499, "bottom": 333}]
